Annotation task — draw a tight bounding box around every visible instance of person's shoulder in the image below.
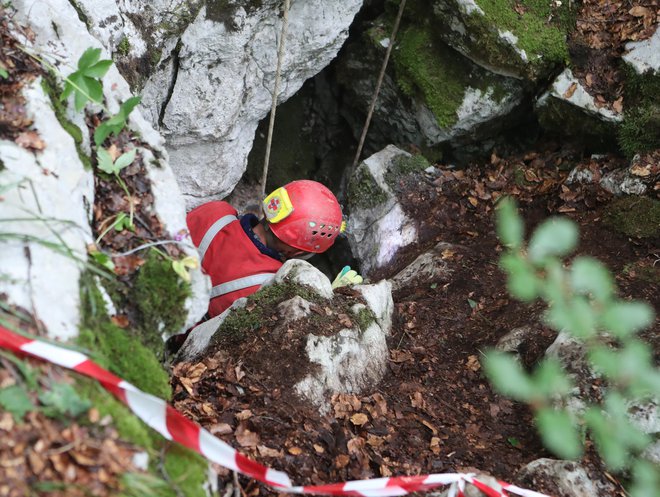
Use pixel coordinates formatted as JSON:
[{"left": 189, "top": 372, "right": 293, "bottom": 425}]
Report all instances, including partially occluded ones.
[{"left": 188, "top": 200, "right": 238, "bottom": 218}]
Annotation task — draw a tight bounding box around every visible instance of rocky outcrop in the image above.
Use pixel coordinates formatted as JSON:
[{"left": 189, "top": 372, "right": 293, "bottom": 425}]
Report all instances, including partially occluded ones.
[
  {"left": 517, "top": 459, "right": 620, "bottom": 497},
  {"left": 72, "top": 0, "right": 363, "bottom": 207},
  {"left": 1, "top": 0, "right": 209, "bottom": 340},
  {"left": 177, "top": 260, "right": 393, "bottom": 412}
]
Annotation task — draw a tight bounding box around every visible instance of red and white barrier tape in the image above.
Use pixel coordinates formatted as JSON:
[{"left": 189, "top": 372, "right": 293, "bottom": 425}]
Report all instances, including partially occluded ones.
[{"left": 0, "top": 325, "right": 551, "bottom": 497}]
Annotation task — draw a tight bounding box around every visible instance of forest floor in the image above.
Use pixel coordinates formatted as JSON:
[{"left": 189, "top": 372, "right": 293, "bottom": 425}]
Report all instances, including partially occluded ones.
[{"left": 171, "top": 141, "right": 659, "bottom": 497}]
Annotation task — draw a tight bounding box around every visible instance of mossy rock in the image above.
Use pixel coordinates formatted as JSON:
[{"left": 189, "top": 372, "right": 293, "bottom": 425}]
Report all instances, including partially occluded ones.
[
  {"left": 384, "top": 153, "right": 430, "bottom": 188},
  {"left": 426, "top": 0, "right": 572, "bottom": 80},
  {"left": 604, "top": 196, "right": 660, "bottom": 239},
  {"left": 348, "top": 164, "right": 389, "bottom": 211},
  {"left": 213, "top": 281, "right": 322, "bottom": 346},
  {"left": 389, "top": 18, "right": 517, "bottom": 131},
  {"left": 618, "top": 67, "right": 660, "bottom": 157},
  {"left": 131, "top": 250, "right": 191, "bottom": 355}
]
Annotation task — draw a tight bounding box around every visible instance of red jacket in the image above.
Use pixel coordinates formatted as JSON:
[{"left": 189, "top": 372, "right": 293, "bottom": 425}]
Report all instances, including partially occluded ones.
[{"left": 187, "top": 201, "right": 282, "bottom": 317}]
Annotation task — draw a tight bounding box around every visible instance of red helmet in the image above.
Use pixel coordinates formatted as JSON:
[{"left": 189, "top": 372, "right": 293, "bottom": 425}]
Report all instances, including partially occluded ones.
[{"left": 262, "top": 180, "right": 344, "bottom": 253}]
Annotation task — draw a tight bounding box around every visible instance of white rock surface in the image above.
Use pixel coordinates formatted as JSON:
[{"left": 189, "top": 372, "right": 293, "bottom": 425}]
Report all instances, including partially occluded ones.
[
  {"left": 391, "top": 242, "right": 455, "bottom": 291},
  {"left": 355, "top": 280, "right": 394, "bottom": 334},
  {"left": 517, "top": 459, "right": 619, "bottom": 497},
  {"left": 347, "top": 146, "right": 418, "bottom": 277},
  {"left": 536, "top": 69, "right": 623, "bottom": 123},
  {"left": 623, "top": 26, "right": 660, "bottom": 75},
  {"left": 0, "top": 81, "right": 93, "bottom": 341},
  {"left": 270, "top": 259, "right": 334, "bottom": 299},
  {"left": 277, "top": 296, "right": 313, "bottom": 322},
  {"left": 6, "top": 0, "right": 209, "bottom": 338},
  {"left": 138, "top": 0, "right": 362, "bottom": 207}
]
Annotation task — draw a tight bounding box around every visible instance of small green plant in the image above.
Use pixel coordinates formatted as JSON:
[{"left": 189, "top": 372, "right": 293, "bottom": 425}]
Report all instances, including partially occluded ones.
[
  {"left": 94, "top": 96, "right": 141, "bottom": 146},
  {"left": 485, "top": 198, "right": 659, "bottom": 497},
  {"left": 60, "top": 47, "right": 112, "bottom": 111},
  {"left": 0, "top": 61, "right": 8, "bottom": 79},
  {"left": 96, "top": 147, "right": 138, "bottom": 232}
]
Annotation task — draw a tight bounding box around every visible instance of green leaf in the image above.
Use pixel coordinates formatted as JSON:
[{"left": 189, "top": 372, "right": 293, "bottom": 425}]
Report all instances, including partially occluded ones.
[
  {"left": 97, "top": 148, "right": 116, "bottom": 174},
  {"left": 507, "top": 437, "right": 521, "bottom": 448},
  {"left": 536, "top": 407, "right": 582, "bottom": 459},
  {"left": 0, "top": 350, "right": 38, "bottom": 390},
  {"left": 496, "top": 197, "right": 524, "bottom": 249},
  {"left": 500, "top": 253, "right": 539, "bottom": 301},
  {"left": 601, "top": 301, "right": 654, "bottom": 338},
  {"left": 93, "top": 96, "right": 141, "bottom": 146},
  {"left": 528, "top": 217, "right": 578, "bottom": 263},
  {"left": 90, "top": 251, "right": 115, "bottom": 271},
  {"left": 77, "top": 47, "right": 102, "bottom": 70},
  {"left": 533, "top": 358, "right": 572, "bottom": 397},
  {"left": 114, "top": 149, "right": 137, "bottom": 171},
  {"left": 467, "top": 298, "right": 477, "bottom": 309},
  {"left": 171, "top": 260, "right": 190, "bottom": 283},
  {"left": 39, "top": 382, "right": 91, "bottom": 419},
  {"left": 570, "top": 256, "right": 613, "bottom": 302},
  {"left": 629, "top": 460, "right": 660, "bottom": 497},
  {"left": 83, "top": 59, "right": 112, "bottom": 79},
  {"left": 84, "top": 77, "right": 104, "bottom": 103},
  {"left": 114, "top": 212, "right": 130, "bottom": 231},
  {"left": 0, "top": 385, "right": 35, "bottom": 421},
  {"left": 544, "top": 297, "right": 596, "bottom": 339},
  {"left": 483, "top": 351, "right": 535, "bottom": 401},
  {"left": 0, "top": 62, "right": 8, "bottom": 79}
]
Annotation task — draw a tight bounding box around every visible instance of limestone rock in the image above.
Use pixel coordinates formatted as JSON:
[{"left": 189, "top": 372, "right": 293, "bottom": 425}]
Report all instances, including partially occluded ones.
[
  {"left": 623, "top": 27, "right": 660, "bottom": 75},
  {"left": 66, "top": 1, "right": 362, "bottom": 206},
  {"left": 3, "top": 0, "right": 209, "bottom": 339},
  {"left": 496, "top": 326, "right": 536, "bottom": 355},
  {"left": 270, "top": 259, "right": 333, "bottom": 300},
  {"left": 346, "top": 145, "right": 419, "bottom": 277},
  {"left": 335, "top": 17, "right": 525, "bottom": 155},
  {"left": 535, "top": 69, "right": 622, "bottom": 150},
  {"left": 391, "top": 242, "right": 456, "bottom": 292},
  {"left": 277, "top": 296, "right": 313, "bottom": 322},
  {"left": 517, "top": 459, "right": 619, "bottom": 497}
]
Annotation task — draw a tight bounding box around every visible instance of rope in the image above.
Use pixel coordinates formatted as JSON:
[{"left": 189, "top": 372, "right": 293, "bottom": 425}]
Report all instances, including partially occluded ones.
[
  {"left": 260, "top": 0, "right": 291, "bottom": 199},
  {"left": 348, "top": 0, "right": 407, "bottom": 179}
]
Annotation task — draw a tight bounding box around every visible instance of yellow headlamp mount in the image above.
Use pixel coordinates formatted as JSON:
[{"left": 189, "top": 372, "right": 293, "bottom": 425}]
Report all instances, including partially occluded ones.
[{"left": 263, "top": 187, "right": 295, "bottom": 223}]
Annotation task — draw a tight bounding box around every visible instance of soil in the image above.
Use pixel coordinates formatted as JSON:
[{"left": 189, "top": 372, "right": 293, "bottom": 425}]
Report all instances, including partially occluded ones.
[{"left": 171, "top": 140, "right": 658, "bottom": 497}]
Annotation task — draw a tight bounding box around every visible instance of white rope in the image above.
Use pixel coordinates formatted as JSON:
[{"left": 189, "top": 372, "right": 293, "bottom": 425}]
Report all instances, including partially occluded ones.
[
  {"left": 260, "top": 0, "right": 291, "bottom": 199},
  {"left": 348, "top": 0, "right": 407, "bottom": 178}
]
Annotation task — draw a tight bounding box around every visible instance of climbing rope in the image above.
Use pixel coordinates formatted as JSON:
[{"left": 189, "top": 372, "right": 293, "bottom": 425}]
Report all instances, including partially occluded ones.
[
  {"left": 348, "top": 0, "right": 407, "bottom": 180},
  {"left": 260, "top": 0, "right": 291, "bottom": 199}
]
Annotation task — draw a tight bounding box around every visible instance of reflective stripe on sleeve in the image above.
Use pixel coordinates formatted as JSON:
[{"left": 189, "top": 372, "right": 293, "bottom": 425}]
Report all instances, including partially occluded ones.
[
  {"left": 210, "top": 273, "right": 275, "bottom": 298},
  {"left": 197, "top": 214, "right": 238, "bottom": 263}
]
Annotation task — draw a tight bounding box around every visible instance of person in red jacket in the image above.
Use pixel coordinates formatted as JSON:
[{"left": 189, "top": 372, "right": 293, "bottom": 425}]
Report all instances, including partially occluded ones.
[{"left": 186, "top": 179, "right": 359, "bottom": 320}]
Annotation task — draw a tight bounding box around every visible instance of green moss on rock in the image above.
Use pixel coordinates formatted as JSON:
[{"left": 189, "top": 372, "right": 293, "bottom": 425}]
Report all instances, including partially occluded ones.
[
  {"left": 40, "top": 74, "right": 91, "bottom": 170},
  {"left": 117, "top": 36, "right": 131, "bottom": 56},
  {"left": 618, "top": 67, "right": 660, "bottom": 157},
  {"left": 348, "top": 165, "right": 389, "bottom": 210},
  {"left": 604, "top": 196, "right": 660, "bottom": 239},
  {"left": 214, "top": 281, "right": 322, "bottom": 345},
  {"left": 162, "top": 445, "right": 208, "bottom": 497},
  {"left": 391, "top": 21, "right": 511, "bottom": 129},
  {"left": 385, "top": 153, "right": 430, "bottom": 188},
  {"left": 131, "top": 250, "right": 190, "bottom": 354}
]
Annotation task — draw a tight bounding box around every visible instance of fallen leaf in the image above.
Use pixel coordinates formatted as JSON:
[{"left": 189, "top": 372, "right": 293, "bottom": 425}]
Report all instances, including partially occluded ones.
[
  {"left": 585, "top": 73, "right": 593, "bottom": 87},
  {"left": 630, "top": 164, "right": 651, "bottom": 177},
  {"left": 107, "top": 144, "right": 120, "bottom": 161},
  {"left": 313, "top": 444, "right": 325, "bottom": 454},
  {"left": 467, "top": 196, "right": 478, "bottom": 207},
  {"left": 210, "top": 423, "right": 233, "bottom": 435},
  {"left": 613, "top": 97, "right": 623, "bottom": 113},
  {"left": 441, "top": 248, "right": 455, "bottom": 260},
  {"left": 235, "top": 409, "right": 253, "bottom": 421},
  {"left": 15, "top": 130, "right": 46, "bottom": 150},
  {"left": 410, "top": 392, "right": 424, "bottom": 409},
  {"left": 350, "top": 413, "right": 369, "bottom": 426},
  {"left": 390, "top": 349, "right": 413, "bottom": 363},
  {"left": 347, "top": 437, "right": 365, "bottom": 454},
  {"left": 380, "top": 464, "right": 393, "bottom": 477},
  {"left": 563, "top": 82, "right": 578, "bottom": 99},
  {"left": 420, "top": 419, "right": 438, "bottom": 435},
  {"left": 629, "top": 6, "right": 650, "bottom": 17},
  {"left": 187, "top": 362, "right": 208, "bottom": 381},
  {"left": 466, "top": 355, "right": 481, "bottom": 372},
  {"left": 235, "top": 427, "right": 259, "bottom": 447},
  {"left": 338, "top": 313, "right": 353, "bottom": 328},
  {"left": 257, "top": 445, "right": 282, "bottom": 458},
  {"left": 335, "top": 454, "right": 350, "bottom": 468},
  {"left": 288, "top": 446, "right": 303, "bottom": 455},
  {"left": 110, "top": 315, "right": 129, "bottom": 328},
  {"left": 430, "top": 437, "right": 441, "bottom": 455}
]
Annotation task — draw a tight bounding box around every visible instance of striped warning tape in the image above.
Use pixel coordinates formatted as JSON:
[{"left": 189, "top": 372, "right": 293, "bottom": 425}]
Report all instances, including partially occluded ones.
[{"left": 0, "top": 324, "right": 551, "bottom": 497}]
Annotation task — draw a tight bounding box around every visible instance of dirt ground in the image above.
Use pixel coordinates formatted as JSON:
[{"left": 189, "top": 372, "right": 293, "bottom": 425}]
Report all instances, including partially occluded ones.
[{"left": 171, "top": 139, "right": 658, "bottom": 497}]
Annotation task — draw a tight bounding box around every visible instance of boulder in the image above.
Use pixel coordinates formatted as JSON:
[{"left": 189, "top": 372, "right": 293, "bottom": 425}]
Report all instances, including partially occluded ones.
[
  {"left": 1, "top": 0, "right": 209, "bottom": 340},
  {"left": 535, "top": 69, "right": 622, "bottom": 151},
  {"left": 73, "top": 0, "right": 363, "bottom": 206},
  {"left": 429, "top": 0, "right": 570, "bottom": 81},
  {"left": 622, "top": 27, "right": 660, "bottom": 75},
  {"left": 177, "top": 260, "right": 393, "bottom": 412},
  {"left": 516, "top": 459, "right": 619, "bottom": 497},
  {"left": 335, "top": 16, "right": 525, "bottom": 155},
  {"left": 346, "top": 145, "right": 420, "bottom": 277},
  {"left": 390, "top": 242, "right": 456, "bottom": 291}
]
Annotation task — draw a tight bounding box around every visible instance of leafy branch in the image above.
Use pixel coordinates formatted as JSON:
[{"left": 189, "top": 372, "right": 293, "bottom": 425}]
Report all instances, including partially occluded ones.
[{"left": 485, "top": 198, "right": 659, "bottom": 497}]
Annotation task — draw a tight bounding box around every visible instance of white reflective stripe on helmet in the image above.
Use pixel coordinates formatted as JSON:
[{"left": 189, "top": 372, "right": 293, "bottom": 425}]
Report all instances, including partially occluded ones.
[
  {"left": 197, "top": 214, "right": 238, "bottom": 263},
  {"left": 210, "top": 273, "right": 275, "bottom": 298}
]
